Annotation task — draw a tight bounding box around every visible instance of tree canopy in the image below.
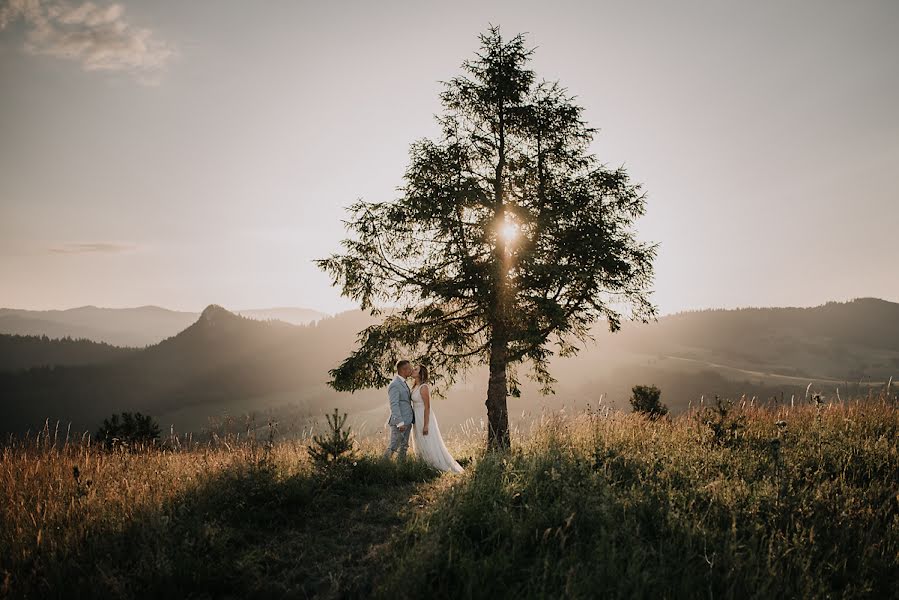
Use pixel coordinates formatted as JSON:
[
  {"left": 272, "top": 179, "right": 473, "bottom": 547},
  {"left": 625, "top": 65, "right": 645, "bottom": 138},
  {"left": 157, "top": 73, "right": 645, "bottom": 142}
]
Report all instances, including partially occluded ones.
[{"left": 317, "top": 25, "right": 658, "bottom": 448}]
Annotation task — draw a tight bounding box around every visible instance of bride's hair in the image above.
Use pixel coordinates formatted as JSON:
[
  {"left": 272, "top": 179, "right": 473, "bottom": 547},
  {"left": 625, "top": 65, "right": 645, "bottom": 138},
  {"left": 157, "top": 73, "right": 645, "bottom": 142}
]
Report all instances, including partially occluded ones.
[{"left": 417, "top": 364, "right": 429, "bottom": 384}]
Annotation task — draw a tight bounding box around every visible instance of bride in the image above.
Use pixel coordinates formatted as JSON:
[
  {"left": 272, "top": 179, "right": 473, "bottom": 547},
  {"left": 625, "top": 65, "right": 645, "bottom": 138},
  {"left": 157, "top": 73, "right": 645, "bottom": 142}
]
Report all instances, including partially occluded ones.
[{"left": 410, "top": 364, "right": 464, "bottom": 473}]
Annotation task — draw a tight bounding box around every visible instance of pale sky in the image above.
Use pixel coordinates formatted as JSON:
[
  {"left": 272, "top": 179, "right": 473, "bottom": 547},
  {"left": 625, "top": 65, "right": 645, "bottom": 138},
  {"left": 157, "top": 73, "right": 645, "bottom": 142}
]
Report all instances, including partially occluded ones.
[{"left": 1, "top": 0, "right": 897, "bottom": 315}]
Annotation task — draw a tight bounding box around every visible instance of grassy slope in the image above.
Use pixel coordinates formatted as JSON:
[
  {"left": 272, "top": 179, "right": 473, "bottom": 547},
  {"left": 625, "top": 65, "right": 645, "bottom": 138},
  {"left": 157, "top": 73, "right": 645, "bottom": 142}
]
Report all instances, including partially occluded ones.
[
  {"left": 376, "top": 399, "right": 899, "bottom": 599},
  {"left": 2, "top": 398, "right": 897, "bottom": 599}
]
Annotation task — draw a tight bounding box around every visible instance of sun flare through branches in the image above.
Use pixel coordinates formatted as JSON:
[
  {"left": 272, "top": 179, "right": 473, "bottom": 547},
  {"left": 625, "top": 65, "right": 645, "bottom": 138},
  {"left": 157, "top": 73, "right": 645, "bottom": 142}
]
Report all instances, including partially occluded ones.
[{"left": 499, "top": 219, "right": 519, "bottom": 245}]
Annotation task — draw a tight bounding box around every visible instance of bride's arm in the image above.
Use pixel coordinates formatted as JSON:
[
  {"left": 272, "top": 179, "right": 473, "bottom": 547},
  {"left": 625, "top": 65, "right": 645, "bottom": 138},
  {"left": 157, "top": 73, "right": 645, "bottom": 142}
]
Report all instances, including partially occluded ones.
[{"left": 422, "top": 384, "right": 431, "bottom": 435}]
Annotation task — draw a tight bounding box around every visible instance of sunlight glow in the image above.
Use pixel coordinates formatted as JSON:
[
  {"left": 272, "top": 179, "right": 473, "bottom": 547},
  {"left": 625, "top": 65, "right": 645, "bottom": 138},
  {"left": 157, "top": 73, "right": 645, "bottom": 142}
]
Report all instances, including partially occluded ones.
[{"left": 500, "top": 221, "right": 519, "bottom": 244}]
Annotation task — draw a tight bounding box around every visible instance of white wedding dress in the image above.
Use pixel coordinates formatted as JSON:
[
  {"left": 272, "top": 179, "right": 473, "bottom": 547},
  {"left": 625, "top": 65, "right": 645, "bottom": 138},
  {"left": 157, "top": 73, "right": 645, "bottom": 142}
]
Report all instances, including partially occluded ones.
[{"left": 410, "top": 383, "right": 464, "bottom": 473}]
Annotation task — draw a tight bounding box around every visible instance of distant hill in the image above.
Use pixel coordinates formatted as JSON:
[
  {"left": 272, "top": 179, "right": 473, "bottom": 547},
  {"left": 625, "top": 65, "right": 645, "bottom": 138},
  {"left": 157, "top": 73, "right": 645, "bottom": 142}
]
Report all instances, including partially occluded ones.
[
  {"left": 0, "top": 304, "right": 329, "bottom": 347},
  {"left": 0, "top": 298, "right": 895, "bottom": 440},
  {"left": 234, "top": 307, "right": 329, "bottom": 326},
  {"left": 609, "top": 297, "right": 899, "bottom": 381},
  {"left": 0, "top": 334, "right": 138, "bottom": 371},
  {"left": 0, "top": 305, "right": 379, "bottom": 438}
]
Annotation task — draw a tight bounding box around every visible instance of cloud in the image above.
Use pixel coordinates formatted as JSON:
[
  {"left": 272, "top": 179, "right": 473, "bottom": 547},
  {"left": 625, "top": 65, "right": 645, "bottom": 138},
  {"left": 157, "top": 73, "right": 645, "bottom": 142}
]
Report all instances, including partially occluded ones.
[
  {"left": 49, "top": 242, "right": 138, "bottom": 254},
  {"left": 0, "top": 0, "right": 176, "bottom": 85}
]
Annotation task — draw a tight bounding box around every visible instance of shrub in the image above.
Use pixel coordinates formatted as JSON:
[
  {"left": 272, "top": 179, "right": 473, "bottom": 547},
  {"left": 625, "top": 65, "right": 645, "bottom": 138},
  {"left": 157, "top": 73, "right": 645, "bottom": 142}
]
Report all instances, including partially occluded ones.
[
  {"left": 307, "top": 408, "right": 357, "bottom": 473},
  {"left": 697, "top": 395, "right": 747, "bottom": 446},
  {"left": 94, "top": 411, "right": 160, "bottom": 450},
  {"left": 629, "top": 384, "right": 668, "bottom": 419}
]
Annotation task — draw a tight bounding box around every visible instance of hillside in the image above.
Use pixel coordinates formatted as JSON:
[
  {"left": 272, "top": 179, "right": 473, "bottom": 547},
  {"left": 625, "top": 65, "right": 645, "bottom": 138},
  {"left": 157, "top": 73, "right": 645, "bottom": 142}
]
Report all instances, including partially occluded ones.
[
  {"left": 0, "top": 298, "right": 896, "bottom": 438},
  {"left": 234, "top": 307, "right": 329, "bottom": 325},
  {"left": 0, "top": 306, "right": 381, "bottom": 437},
  {"left": 0, "top": 334, "right": 138, "bottom": 371},
  {"left": 1, "top": 401, "right": 895, "bottom": 598},
  {"left": 612, "top": 297, "right": 899, "bottom": 380},
  {"left": 0, "top": 304, "right": 328, "bottom": 347}
]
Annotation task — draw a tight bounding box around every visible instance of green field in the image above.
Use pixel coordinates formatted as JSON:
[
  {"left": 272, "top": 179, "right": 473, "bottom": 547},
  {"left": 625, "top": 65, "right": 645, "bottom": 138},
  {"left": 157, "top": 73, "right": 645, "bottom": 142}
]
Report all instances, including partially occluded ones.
[{"left": 2, "top": 395, "right": 897, "bottom": 599}]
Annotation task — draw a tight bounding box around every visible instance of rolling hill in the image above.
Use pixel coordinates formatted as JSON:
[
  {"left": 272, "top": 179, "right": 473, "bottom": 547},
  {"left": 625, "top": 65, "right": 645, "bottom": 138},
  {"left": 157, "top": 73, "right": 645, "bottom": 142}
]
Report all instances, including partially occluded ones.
[
  {"left": 0, "top": 304, "right": 329, "bottom": 347},
  {"left": 0, "top": 334, "right": 138, "bottom": 371},
  {"left": 1, "top": 298, "right": 896, "bottom": 440}
]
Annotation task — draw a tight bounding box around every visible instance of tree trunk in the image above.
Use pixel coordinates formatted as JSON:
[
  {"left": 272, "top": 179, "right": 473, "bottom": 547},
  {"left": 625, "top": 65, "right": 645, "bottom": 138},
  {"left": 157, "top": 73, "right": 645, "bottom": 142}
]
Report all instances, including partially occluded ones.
[
  {"left": 486, "top": 70, "right": 510, "bottom": 450},
  {"left": 485, "top": 329, "right": 510, "bottom": 450}
]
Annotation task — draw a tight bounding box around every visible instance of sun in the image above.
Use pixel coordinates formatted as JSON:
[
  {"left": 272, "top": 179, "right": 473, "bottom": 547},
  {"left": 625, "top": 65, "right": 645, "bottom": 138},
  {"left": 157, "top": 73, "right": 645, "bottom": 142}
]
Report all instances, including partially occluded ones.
[{"left": 500, "top": 221, "right": 519, "bottom": 243}]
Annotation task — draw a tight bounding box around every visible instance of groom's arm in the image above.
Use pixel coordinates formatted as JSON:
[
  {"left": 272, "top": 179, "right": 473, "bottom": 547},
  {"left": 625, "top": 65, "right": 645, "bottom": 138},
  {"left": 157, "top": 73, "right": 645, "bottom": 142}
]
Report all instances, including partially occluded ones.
[{"left": 388, "top": 383, "right": 405, "bottom": 428}]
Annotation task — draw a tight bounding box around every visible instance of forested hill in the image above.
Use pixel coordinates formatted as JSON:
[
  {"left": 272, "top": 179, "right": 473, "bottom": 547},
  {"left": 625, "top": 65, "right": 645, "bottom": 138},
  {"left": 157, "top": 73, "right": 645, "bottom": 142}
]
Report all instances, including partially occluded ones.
[
  {"left": 0, "top": 305, "right": 378, "bottom": 437},
  {"left": 0, "top": 334, "right": 138, "bottom": 371},
  {"left": 619, "top": 297, "right": 899, "bottom": 353},
  {"left": 1, "top": 298, "right": 896, "bottom": 439},
  {"left": 609, "top": 297, "right": 899, "bottom": 381},
  {"left": 0, "top": 305, "right": 328, "bottom": 347}
]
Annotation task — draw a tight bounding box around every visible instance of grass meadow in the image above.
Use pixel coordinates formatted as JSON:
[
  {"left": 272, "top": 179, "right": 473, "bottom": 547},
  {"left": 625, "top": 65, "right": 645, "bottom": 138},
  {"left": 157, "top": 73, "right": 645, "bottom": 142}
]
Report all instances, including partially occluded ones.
[{"left": 1, "top": 394, "right": 897, "bottom": 599}]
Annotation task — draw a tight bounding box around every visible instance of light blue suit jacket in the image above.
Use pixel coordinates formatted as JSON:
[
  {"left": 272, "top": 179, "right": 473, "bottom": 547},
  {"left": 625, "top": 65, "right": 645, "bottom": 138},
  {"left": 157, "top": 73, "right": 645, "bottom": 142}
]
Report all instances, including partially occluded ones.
[{"left": 387, "top": 376, "right": 414, "bottom": 427}]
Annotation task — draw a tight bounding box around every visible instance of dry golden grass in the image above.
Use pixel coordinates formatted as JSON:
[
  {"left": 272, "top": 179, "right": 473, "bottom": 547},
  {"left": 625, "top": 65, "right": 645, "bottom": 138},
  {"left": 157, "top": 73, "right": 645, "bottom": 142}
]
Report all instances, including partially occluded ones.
[{"left": 1, "top": 393, "right": 896, "bottom": 598}]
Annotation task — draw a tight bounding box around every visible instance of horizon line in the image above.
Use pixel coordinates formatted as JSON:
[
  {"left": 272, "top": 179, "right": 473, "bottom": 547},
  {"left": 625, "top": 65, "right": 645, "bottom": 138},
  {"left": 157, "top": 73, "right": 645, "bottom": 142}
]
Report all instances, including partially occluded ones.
[{"left": 1, "top": 295, "right": 894, "bottom": 319}]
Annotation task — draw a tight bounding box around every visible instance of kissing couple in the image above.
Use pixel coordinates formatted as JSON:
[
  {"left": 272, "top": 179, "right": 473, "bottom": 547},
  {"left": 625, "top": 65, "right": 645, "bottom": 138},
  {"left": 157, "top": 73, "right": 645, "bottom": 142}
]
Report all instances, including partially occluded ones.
[{"left": 382, "top": 359, "right": 464, "bottom": 473}]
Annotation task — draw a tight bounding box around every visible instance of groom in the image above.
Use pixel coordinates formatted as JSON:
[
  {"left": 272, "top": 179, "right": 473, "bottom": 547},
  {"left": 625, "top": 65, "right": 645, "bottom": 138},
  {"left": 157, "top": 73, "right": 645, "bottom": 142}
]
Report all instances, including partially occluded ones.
[{"left": 383, "top": 359, "right": 415, "bottom": 460}]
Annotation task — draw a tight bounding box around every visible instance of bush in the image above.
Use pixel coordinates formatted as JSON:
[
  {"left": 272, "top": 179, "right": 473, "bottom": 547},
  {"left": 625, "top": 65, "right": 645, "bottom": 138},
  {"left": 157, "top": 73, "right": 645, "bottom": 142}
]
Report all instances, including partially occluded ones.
[
  {"left": 696, "top": 395, "right": 747, "bottom": 446},
  {"left": 94, "top": 411, "right": 161, "bottom": 450},
  {"left": 629, "top": 384, "right": 668, "bottom": 419},
  {"left": 307, "top": 408, "right": 357, "bottom": 473}
]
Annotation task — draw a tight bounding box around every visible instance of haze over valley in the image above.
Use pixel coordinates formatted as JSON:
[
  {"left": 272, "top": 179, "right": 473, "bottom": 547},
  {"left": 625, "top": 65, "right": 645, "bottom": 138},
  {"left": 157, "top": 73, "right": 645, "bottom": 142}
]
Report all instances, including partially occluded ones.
[{"left": 2, "top": 297, "right": 895, "bottom": 440}]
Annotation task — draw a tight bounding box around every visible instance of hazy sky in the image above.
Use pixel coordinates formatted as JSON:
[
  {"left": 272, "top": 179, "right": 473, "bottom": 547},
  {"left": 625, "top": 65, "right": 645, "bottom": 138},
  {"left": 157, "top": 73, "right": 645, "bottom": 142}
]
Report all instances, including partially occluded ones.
[{"left": 1, "top": 0, "right": 897, "bottom": 316}]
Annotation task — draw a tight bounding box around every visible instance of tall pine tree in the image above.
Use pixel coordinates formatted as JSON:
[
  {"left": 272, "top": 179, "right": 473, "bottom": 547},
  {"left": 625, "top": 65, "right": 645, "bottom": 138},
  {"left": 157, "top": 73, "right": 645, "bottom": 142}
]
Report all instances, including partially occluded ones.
[{"left": 317, "top": 25, "right": 658, "bottom": 449}]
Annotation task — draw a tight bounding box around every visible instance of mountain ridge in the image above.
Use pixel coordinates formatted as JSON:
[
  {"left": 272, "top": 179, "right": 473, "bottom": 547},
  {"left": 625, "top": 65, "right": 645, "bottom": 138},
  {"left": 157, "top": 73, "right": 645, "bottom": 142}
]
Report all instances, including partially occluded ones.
[
  {"left": 0, "top": 304, "right": 329, "bottom": 347},
  {"left": 1, "top": 298, "right": 895, "bottom": 438}
]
